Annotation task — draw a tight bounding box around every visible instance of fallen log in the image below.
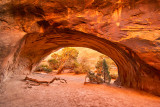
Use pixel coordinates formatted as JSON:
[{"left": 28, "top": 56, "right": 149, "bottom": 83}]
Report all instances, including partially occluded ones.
[{"left": 24, "top": 76, "right": 67, "bottom": 86}]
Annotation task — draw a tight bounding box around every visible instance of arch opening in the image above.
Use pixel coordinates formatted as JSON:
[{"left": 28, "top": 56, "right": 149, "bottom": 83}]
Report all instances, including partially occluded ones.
[
  {"left": 34, "top": 47, "right": 119, "bottom": 84},
  {"left": 9, "top": 28, "right": 159, "bottom": 96}
]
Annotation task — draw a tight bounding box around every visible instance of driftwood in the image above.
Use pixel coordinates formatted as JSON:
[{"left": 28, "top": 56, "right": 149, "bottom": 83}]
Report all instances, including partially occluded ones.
[{"left": 24, "top": 76, "right": 67, "bottom": 86}]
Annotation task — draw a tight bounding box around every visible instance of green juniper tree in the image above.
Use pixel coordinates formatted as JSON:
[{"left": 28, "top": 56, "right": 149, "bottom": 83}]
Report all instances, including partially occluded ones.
[{"left": 102, "top": 59, "right": 111, "bottom": 84}]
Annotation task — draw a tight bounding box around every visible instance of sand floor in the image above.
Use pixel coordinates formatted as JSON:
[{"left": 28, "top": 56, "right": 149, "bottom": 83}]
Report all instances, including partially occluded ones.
[{"left": 0, "top": 73, "right": 160, "bottom": 107}]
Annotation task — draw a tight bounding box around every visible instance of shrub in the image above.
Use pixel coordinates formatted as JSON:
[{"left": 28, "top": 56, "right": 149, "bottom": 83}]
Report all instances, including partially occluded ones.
[
  {"left": 36, "top": 64, "right": 52, "bottom": 73},
  {"left": 102, "top": 59, "right": 111, "bottom": 83},
  {"left": 43, "top": 67, "right": 52, "bottom": 72},
  {"left": 48, "top": 58, "right": 60, "bottom": 70},
  {"left": 95, "top": 55, "right": 117, "bottom": 74},
  {"left": 95, "top": 59, "right": 103, "bottom": 73},
  {"left": 74, "top": 65, "right": 89, "bottom": 74},
  {"left": 74, "top": 58, "right": 91, "bottom": 74}
]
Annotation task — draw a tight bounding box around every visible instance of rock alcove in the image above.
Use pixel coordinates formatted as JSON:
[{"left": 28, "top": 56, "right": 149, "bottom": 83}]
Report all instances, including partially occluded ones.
[{"left": 0, "top": 0, "right": 160, "bottom": 96}]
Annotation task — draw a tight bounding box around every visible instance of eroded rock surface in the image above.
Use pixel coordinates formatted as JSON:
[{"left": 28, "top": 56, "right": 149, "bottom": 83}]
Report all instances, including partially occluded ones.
[{"left": 0, "top": 0, "right": 160, "bottom": 96}]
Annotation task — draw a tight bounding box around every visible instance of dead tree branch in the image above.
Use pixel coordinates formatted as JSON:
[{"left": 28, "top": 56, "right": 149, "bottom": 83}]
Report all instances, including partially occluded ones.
[{"left": 24, "top": 76, "right": 67, "bottom": 86}]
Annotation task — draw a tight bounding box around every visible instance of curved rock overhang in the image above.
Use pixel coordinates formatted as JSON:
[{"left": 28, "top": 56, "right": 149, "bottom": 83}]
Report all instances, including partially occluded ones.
[
  {"left": 16, "top": 28, "right": 160, "bottom": 96},
  {"left": 0, "top": 0, "right": 160, "bottom": 96}
]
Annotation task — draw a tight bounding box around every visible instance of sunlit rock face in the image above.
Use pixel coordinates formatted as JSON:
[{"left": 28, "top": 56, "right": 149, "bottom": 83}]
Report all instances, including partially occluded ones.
[{"left": 0, "top": 0, "right": 160, "bottom": 95}]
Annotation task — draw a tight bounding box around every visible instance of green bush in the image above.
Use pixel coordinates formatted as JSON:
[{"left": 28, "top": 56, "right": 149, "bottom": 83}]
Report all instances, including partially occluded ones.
[
  {"left": 48, "top": 58, "right": 60, "bottom": 70},
  {"left": 95, "top": 59, "right": 103, "bottom": 73},
  {"left": 95, "top": 55, "right": 117, "bottom": 74},
  {"left": 102, "top": 59, "right": 111, "bottom": 84},
  {"left": 36, "top": 64, "right": 52, "bottom": 73}
]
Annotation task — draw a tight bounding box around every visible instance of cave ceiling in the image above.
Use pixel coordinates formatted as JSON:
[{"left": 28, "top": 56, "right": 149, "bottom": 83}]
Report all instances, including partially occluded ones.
[{"left": 0, "top": 0, "right": 160, "bottom": 69}]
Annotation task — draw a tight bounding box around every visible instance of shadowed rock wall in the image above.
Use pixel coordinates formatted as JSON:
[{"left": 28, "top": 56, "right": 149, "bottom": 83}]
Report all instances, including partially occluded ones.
[{"left": 0, "top": 0, "right": 160, "bottom": 96}]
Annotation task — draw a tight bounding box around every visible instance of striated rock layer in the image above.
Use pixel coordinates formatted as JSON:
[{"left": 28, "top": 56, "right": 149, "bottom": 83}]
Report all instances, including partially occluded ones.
[{"left": 0, "top": 0, "right": 160, "bottom": 96}]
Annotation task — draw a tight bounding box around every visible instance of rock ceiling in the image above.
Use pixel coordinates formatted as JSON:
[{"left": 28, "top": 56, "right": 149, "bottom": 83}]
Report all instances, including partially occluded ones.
[{"left": 0, "top": 0, "right": 159, "bottom": 69}]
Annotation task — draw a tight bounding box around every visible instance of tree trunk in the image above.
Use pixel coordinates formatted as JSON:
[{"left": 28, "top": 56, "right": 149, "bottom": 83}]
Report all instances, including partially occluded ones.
[{"left": 57, "top": 63, "right": 65, "bottom": 74}]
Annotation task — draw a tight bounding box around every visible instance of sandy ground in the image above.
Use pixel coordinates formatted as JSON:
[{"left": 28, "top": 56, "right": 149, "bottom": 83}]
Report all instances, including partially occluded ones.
[{"left": 0, "top": 73, "right": 160, "bottom": 107}]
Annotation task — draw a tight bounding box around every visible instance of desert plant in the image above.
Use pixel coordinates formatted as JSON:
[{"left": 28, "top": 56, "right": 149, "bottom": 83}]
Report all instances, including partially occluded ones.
[
  {"left": 48, "top": 58, "right": 60, "bottom": 70},
  {"left": 102, "top": 59, "right": 111, "bottom": 84},
  {"left": 36, "top": 64, "right": 52, "bottom": 73},
  {"left": 74, "top": 59, "right": 91, "bottom": 74},
  {"left": 43, "top": 67, "right": 52, "bottom": 72},
  {"left": 61, "top": 47, "right": 79, "bottom": 60},
  {"left": 95, "top": 55, "right": 117, "bottom": 74},
  {"left": 84, "top": 71, "right": 103, "bottom": 84},
  {"left": 74, "top": 65, "right": 90, "bottom": 74},
  {"left": 57, "top": 47, "right": 79, "bottom": 74},
  {"left": 95, "top": 59, "right": 103, "bottom": 73}
]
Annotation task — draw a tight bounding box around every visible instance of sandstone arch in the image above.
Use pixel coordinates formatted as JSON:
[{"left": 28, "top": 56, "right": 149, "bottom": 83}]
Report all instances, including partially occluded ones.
[
  {"left": 0, "top": 0, "right": 160, "bottom": 96},
  {"left": 3, "top": 28, "right": 159, "bottom": 96}
]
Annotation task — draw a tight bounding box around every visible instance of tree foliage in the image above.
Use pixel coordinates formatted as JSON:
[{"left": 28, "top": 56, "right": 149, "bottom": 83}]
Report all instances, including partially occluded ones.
[
  {"left": 74, "top": 57, "right": 90, "bottom": 74},
  {"left": 61, "top": 47, "right": 79, "bottom": 61},
  {"left": 95, "top": 55, "right": 118, "bottom": 82},
  {"left": 36, "top": 47, "right": 92, "bottom": 74},
  {"left": 48, "top": 59, "right": 59, "bottom": 70},
  {"left": 47, "top": 47, "right": 91, "bottom": 74},
  {"left": 102, "top": 59, "right": 111, "bottom": 84},
  {"left": 48, "top": 48, "right": 79, "bottom": 70},
  {"left": 57, "top": 48, "right": 79, "bottom": 74},
  {"left": 95, "top": 55, "right": 114, "bottom": 73}
]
